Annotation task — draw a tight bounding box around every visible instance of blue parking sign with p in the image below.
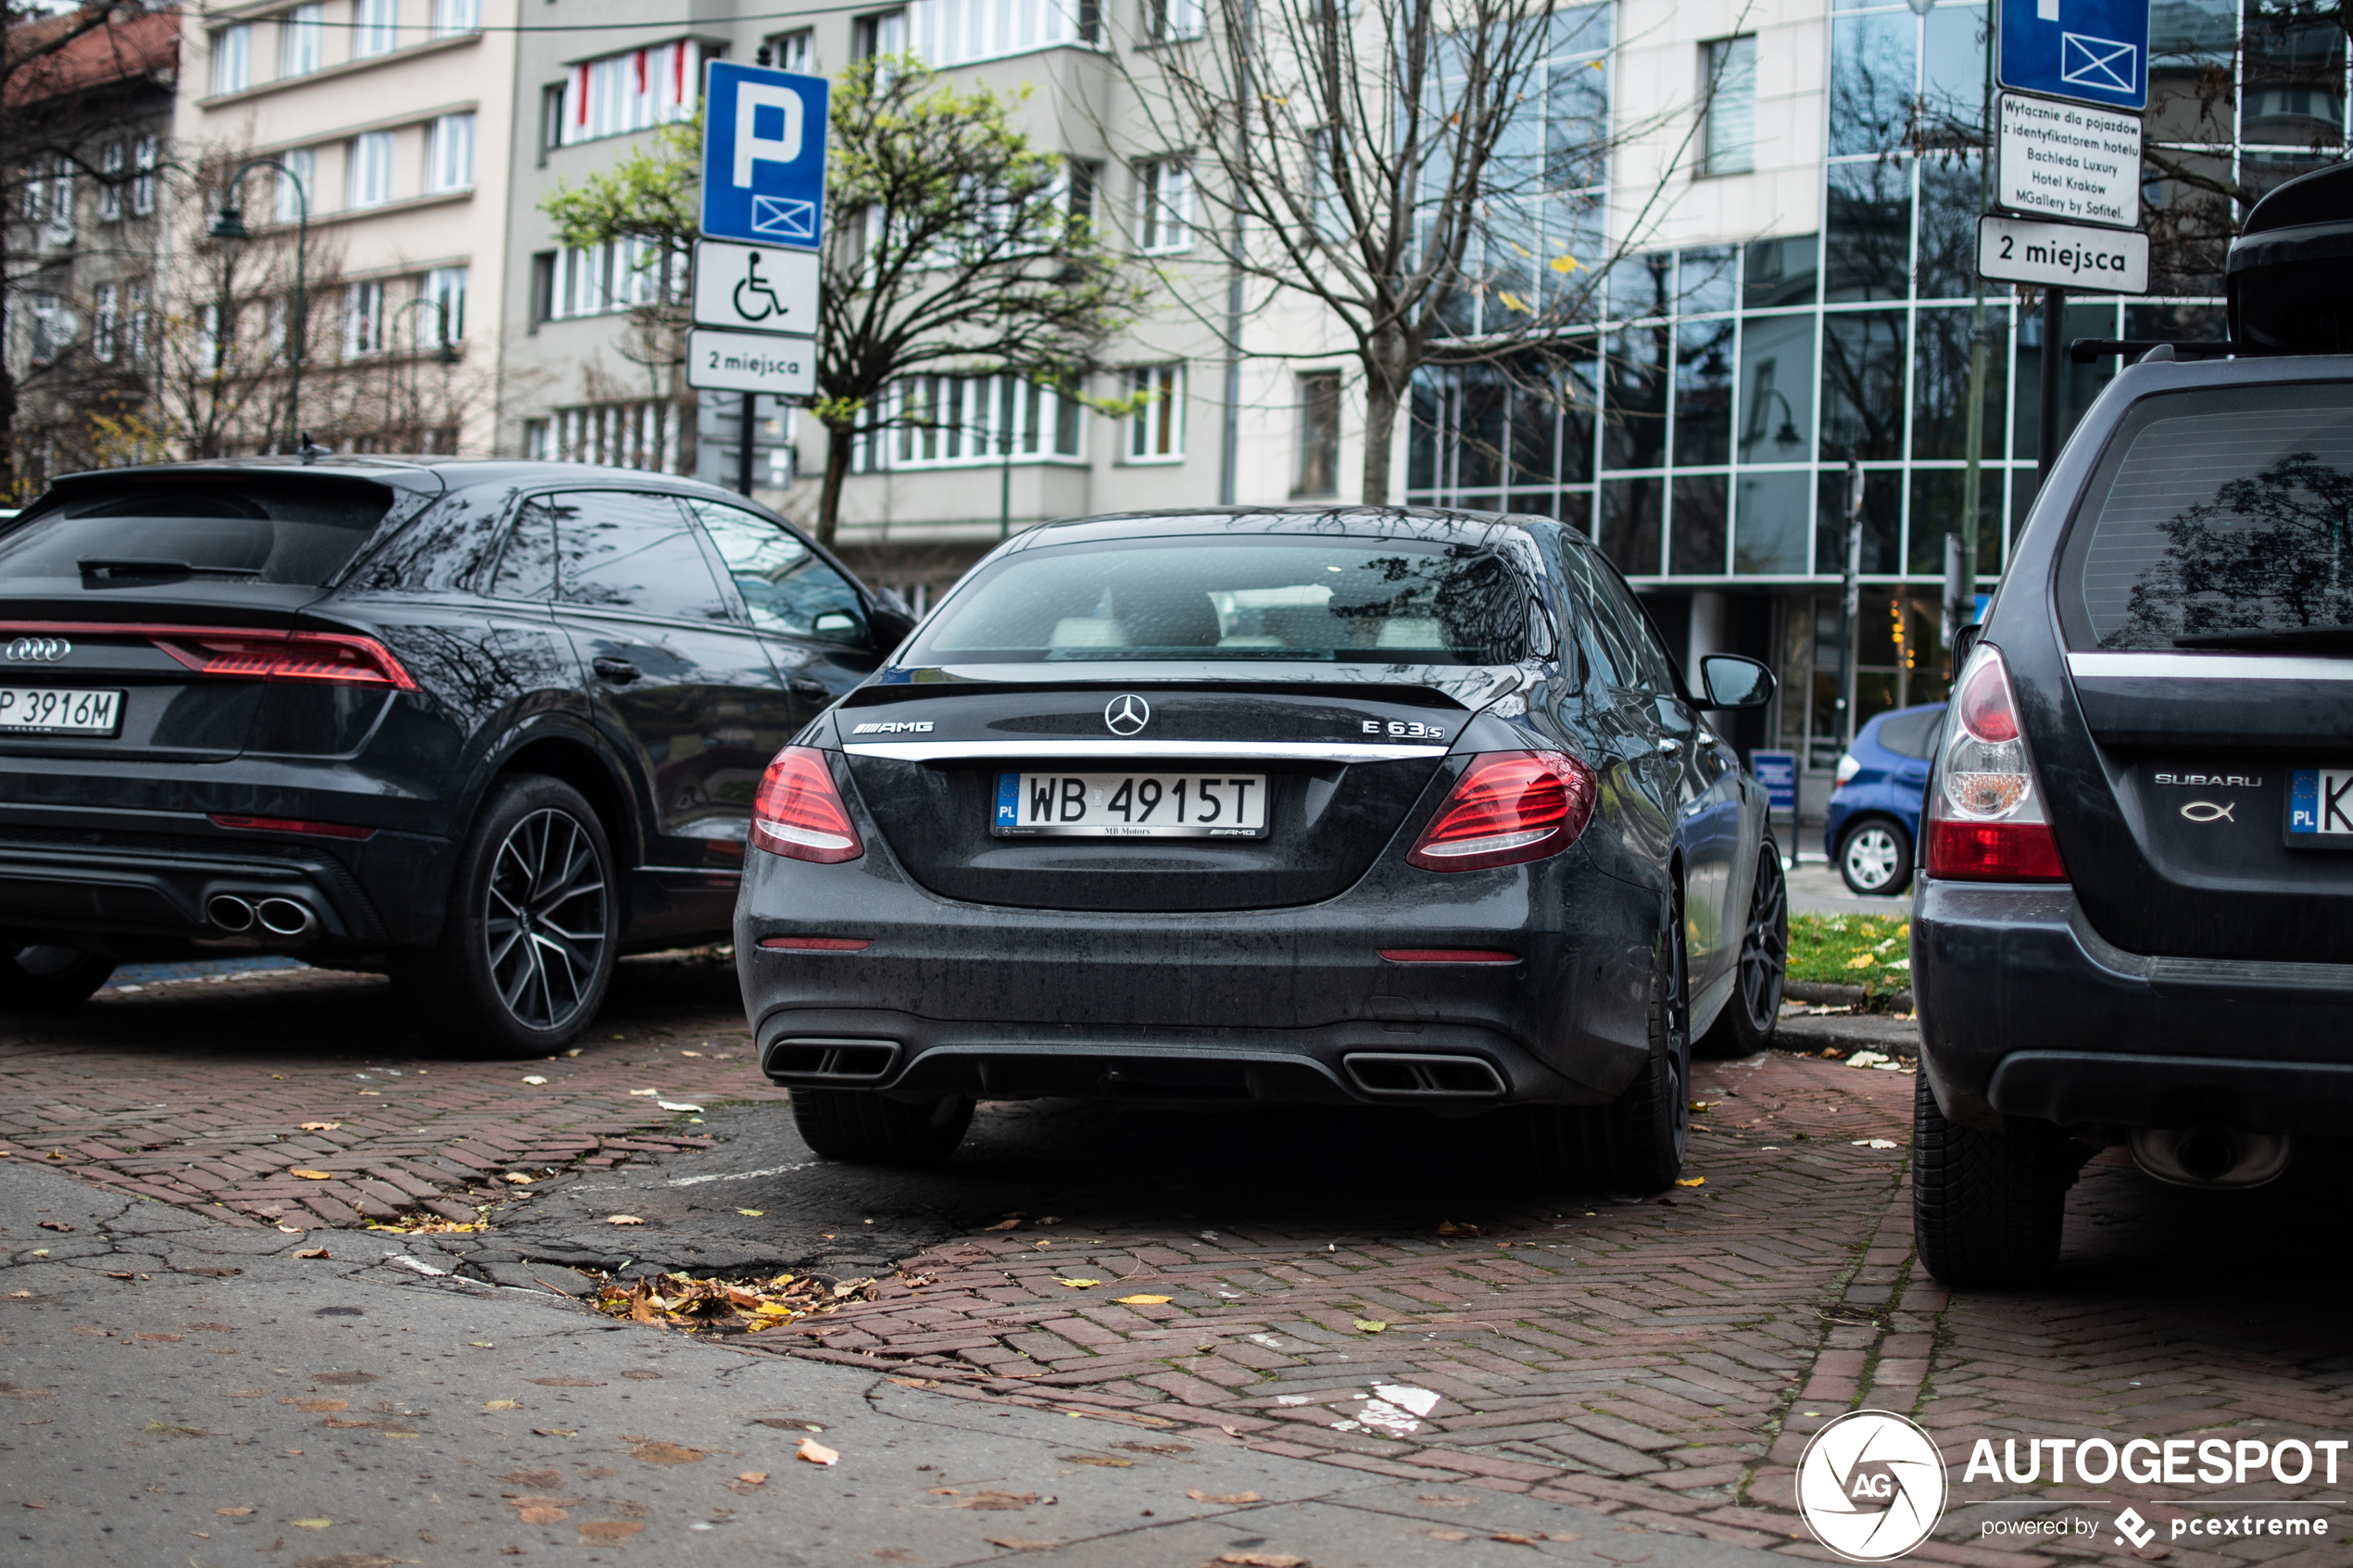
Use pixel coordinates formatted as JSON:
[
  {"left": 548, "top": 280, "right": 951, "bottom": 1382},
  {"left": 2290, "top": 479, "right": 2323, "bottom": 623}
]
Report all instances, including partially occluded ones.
[
  {"left": 701, "top": 61, "right": 828, "bottom": 250},
  {"left": 1998, "top": 0, "right": 2149, "bottom": 110}
]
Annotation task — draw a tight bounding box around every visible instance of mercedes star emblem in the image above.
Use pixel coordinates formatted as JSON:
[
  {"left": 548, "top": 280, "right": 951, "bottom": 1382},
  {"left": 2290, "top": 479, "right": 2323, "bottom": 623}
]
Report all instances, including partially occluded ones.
[{"left": 1103, "top": 694, "right": 1151, "bottom": 736}]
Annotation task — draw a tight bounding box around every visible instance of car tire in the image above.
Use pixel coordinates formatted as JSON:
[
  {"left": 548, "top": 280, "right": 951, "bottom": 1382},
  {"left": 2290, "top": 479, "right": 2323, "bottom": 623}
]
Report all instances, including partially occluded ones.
[
  {"left": 0, "top": 945, "right": 116, "bottom": 1010},
  {"left": 395, "top": 774, "right": 619, "bottom": 1057},
  {"left": 1913, "top": 1073, "right": 2083, "bottom": 1288},
  {"left": 1838, "top": 819, "right": 1914, "bottom": 897},
  {"left": 1697, "top": 838, "right": 1786, "bottom": 1059},
  {"left": 791, "top": 1089, "right": 974, "bottom": 1166},
  {"left": 1519, "top": 912, "right": 1691, "bottom": 1193}
]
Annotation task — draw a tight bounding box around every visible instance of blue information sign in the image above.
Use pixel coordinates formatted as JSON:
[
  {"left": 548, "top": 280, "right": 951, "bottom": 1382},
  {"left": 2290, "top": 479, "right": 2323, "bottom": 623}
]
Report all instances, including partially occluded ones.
[
  {"left": 700, "top": 60, "right": 829, "bottom": 249},
  {"left": 1998, "top": 0, "right": 2150, "bottom": 111},
  {"left": 1751, "top": 750, "right": 1798, "bottom": 813}
]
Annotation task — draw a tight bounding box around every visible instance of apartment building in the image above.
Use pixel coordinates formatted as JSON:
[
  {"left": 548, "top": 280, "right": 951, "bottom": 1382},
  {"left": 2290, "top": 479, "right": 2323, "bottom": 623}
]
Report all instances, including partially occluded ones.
[{"left": 174, "top": 0, "right": 521, "bottom": 453}]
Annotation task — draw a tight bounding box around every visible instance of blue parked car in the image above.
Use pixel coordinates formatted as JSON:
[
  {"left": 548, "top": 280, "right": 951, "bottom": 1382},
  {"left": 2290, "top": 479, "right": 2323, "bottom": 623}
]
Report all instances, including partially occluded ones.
[{"left": 1823, "top": 703, "right": 1945, "bottom": 897}]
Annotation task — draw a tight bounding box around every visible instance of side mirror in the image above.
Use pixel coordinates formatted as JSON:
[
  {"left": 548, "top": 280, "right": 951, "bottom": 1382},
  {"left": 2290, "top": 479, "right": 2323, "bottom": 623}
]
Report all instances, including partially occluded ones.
[
  {"left": 864, "top": 588, "right": 918, "bottom": 654},
  {"left": 1699, "top": 653, "right": 1776, "bottom": 710},
  {"left": 812, "top": 610, "right": 862, "bottom": 643}
]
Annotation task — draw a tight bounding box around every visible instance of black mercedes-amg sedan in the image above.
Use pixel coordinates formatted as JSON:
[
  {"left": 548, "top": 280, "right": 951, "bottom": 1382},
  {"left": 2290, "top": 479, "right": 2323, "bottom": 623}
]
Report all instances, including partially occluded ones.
[
  {"left": 0, "top": 458, "right": 911, "bottom": 1050},
  {"left": 735, "top": 508, "right": 1789, "bottom": 1189}
]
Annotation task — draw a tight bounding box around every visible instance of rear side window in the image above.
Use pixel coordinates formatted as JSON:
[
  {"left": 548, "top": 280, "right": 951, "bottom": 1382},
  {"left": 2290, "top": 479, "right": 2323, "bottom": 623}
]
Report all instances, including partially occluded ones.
[
  {"left": 0, "top": 478, "right": 394, "bottom": 586},
  {"left": 1874, "top": 708, "right": 1942, "bottom": 759},
  {"left": 2058, "top": 383, "right": 2353, "bottom": 648}
]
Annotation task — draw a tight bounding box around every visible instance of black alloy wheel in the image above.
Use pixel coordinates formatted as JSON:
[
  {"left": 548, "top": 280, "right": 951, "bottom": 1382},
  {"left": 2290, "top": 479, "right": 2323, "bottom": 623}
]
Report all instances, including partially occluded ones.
[
  {"left": 397, "top": 775, "right": 618, "bottom": 1055},
  {"left": 0, "top": 944, "right": 117, "bottom": 1010},
  {"left": 1518, "top": 902, "right": 1692, "bottom": 1193},
  {"left": 1698, "top": 839, "right": 1787, "bottom": 1058}
]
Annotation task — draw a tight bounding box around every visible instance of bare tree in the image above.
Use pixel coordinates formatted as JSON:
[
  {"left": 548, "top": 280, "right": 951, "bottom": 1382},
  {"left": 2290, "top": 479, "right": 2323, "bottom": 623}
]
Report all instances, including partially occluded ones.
[{"left": 1106, "top": 0, "right": 1736, "bottom": 505}]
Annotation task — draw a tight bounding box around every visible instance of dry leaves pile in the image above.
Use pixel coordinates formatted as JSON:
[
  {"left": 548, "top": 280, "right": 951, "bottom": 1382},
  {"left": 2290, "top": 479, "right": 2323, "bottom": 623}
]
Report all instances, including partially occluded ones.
[
  {"left": 365, "top": 1217, "right": 484, "bottom": 1236},
  {"left": 590, "top": 1271, "right": 877, "bottom": 1334}
]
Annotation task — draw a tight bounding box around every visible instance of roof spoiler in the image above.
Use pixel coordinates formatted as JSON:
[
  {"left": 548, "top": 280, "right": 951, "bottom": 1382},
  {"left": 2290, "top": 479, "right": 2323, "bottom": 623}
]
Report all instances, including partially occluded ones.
[{"left": 2226, "top": 160, "right": 2353, "bottom": 356}]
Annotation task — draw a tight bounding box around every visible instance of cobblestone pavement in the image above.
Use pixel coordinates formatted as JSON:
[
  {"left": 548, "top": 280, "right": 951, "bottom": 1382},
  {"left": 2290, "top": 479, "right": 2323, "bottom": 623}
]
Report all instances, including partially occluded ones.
[{"left": 5, "top": 961, "right": 2349, "bottom": 1567}]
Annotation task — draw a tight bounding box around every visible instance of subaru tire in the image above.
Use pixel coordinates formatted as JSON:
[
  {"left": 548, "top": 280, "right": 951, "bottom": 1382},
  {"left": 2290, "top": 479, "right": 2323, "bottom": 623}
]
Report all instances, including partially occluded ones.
[{"left": 1912, "top": 1074, "right": 2083, "bottom": 1288}]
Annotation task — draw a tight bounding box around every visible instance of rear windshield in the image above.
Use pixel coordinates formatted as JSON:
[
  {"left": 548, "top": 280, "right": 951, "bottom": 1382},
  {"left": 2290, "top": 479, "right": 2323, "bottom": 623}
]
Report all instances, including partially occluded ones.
[
  {"left": 0, "top": 478, "right": 395, "bottom": 587},
  {"left": 2060, "top": 383, "right": 2353, "bottom": 649},
  {"left": 903, "top": 535, "right": 1529, "bottom": 665}
]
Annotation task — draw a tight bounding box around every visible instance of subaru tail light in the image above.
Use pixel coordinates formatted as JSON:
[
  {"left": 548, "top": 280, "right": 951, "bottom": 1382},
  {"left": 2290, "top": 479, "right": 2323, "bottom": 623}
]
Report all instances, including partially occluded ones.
[
  {"left": 751, "top": 746, "right": 863, "bottom": 863},
  {"left": 1923, "top": 644, "right": 2066, "bottom": 882},
  {"left": 1407, "top": 750, "right": 1598, "bottom": 872}
]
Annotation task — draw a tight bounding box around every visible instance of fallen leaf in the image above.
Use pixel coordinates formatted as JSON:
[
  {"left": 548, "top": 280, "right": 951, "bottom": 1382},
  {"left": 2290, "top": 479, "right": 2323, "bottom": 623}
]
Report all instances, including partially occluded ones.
[
  {"left": 519, "top": 1504, "right": 569, "bottom": 1524},
  {"left": 628, "top": 1440, "right": 707, "bottom": 1465},
  {"left": 733, "top": 1208, "right": 767, "bottom": 1218},
  {"left": 133, "top": 1331, "right": 181, "bottom": 1343},
  {"left": 36, "top": 1221, "right": 70, "bottom": 1232},
  {"left": 1188, "top": 1488, "right": 1263, "bottom": 1505},
  {"left": 525, "top": 1378, "right": 602, "bottom": 1387},
  {"left": 987, "top": 1538, "right": 1060, "bottom": 1552},
  {"left": 1114, "top": 1294, "right": 1172, "bottom": 1306},
  {"left": 657, "top": 1101, "right": 703, "bottom": 1112},
  {"left": 605, "top": 1215, "right": 646, "bottom": 1226},
  {"left": 1352, "top": 1319, "right": 1387, "bottom": 1334},
  {"left": 1216, "top": 1556, "right": 1306, "bottom": 1567},
  {"left": 1061, "top": 1455, "right": 1134, "bottom": 1467},
  {"left": 1854, "top": 1138, "right": 1900, "bottom": 1150},
  {"left": 619, "top": 1369, "right": 661, "bottom": 1380},
  {"left": 1491, "top": 1531, "right": 1543, "bottom": 1545},
  {"left": 531, "top": 1428, "right": 577, "bottom": 1437},
  {"left": 576, "top": 1521, "right": 643, "bottom": 1543},
  {"left": 215, "top": 1506, "right": 254, "bottom": 1516},
  {"left": 628, "top": 1087, "right": 661, "bottom": 1096},
  {"left": 522, "top": 1075, "right": 548, "bottom": 1085},
  {"left": 1434, "top": 1220, "right": 1478, "bottom": 1236},
  {"left": 981, "top": 1216, "right": 1023, "bottom": 1232},
  {"left": 1054, "top": 1278, "right": 1101, "bottom": 1289},
  {"left": 502, "top": 1173, "right": 535, "bottom": 1185},
  {"left": 797, "top": 1436, "right": 840, "bottom": 1466},
  {"left": 498, "top": 1470, "right": 562, "bottom": 1486},
  {"left": 1427, "top": 1529, "right": 1472, "bottom": 1542},
  {"left": 294, "top": 1248, "right": 330, "bottom": 1260},
  {"left": 484, "top": 1399, "right": 522, "bottom": 1411},
  {"left": 1673, "top": 1177, "right": 1705, "bottom": 1187},
  {"left": 70, "top": 1326, "right": 112, "bottom": 1337},
  {"left": 298, "top": 1122, "right": 341, "bottom": 1132},
  {"left": 290, "top": 1517, "right": 333, "bottom": 1528},
  {"left": 142, "top": 1419, "right": 208, "bottom": 1437},
  {"left": 280, "top": 1399, "right": 348, "bottom": 1412},
  {"left": 289, "top": 1170, "right": 333, "bottom": 1181},
  {"left": 0, "top": 1384, "right": 53, "bottom": 1401},
  {"left": 956, "top": 1491, "right": 1041, "bottom": 1511},
  {"left": 736, "top": 1471, "right": 769, "bottom": 1486}
]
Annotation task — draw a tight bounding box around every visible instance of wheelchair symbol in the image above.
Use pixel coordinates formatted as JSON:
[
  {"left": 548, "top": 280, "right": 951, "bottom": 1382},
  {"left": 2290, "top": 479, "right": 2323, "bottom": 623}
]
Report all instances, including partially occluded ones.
[{"left": 734, "top": 253, "right": 786, "bottom": 322}]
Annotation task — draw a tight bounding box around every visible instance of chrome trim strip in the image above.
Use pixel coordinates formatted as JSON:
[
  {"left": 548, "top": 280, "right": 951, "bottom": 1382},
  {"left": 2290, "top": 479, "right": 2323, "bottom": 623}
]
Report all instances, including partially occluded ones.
[
  {"left": 842, "top": 739, "right": 1452, "bottom": 763},
  {"left": 2068, "top": 651, "right": 2353, "bottom": 682}
]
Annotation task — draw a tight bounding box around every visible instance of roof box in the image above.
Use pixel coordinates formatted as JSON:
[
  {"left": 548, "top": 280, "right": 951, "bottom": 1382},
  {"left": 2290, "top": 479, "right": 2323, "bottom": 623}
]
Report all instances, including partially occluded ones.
[{"left": 2227, "top": 160, "right": 2353, "bottom": 356}]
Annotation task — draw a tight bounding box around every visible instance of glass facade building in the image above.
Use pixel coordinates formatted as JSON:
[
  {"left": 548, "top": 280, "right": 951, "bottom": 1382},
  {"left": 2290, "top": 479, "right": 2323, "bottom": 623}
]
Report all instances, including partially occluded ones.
[{"left": 1405, "top": 0, "right": 2345, "bottom": 789}]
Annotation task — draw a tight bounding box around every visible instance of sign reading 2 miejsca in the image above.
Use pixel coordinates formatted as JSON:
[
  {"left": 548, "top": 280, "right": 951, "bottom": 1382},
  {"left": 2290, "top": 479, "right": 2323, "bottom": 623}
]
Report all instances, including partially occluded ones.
[
  {"left": 700, "top": 60, "right": 828, "bottom": 249},
  {"left": 1997, "top": 0, "right": 2150, "bottom": 111},
  {"left": 1997, "top": 92, "right": 2143, "bottom": 227},
  {"left": 687, "top": 329, "right": 816, "bottom": 395},
  {"left": 1977, "top": 214, "right": 2148, "bottom": 292}
]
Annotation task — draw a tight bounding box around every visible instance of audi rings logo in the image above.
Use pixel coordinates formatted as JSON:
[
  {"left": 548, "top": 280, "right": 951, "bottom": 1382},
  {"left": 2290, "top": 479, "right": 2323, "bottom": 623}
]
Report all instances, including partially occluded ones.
[
  {"left": 1103, "top": 694, "right": 1151, "bottom": 736},
  {"left": 1796, "top": 1410, "right": 1949, "bottom": 1562},
  {"left": 4, "top": 637, "right": 69, "bottom": 663}
]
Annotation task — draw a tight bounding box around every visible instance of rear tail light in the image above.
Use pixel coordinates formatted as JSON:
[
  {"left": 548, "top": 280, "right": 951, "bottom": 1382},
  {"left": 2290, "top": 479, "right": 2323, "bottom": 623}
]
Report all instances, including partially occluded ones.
[
  {"left": 1924, "top": 644, "right": 2067, "bottom": 882},
  {"left": 209, "top": 813, "right": 376, "bottom": 841},
  {"left": 1407, "top": 750, "right": 1598, "bottom": 872},
  {"left": 156, "top": 631, "right": 417, "bottom": 689},
  {"left": 1835, "top": 753, "right": 1861, "bottom": 784},
  {"left": 751, "top": 746, "right": 863, "bottom": 863}
]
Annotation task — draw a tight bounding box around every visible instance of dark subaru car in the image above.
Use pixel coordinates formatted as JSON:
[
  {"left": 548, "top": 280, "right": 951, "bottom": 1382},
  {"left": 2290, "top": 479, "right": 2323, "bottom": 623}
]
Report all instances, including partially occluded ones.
[
  {"left": 735, "top": 508, "right": 1790, "bottom": 1189},
  {"left": 0, "top": 458, "right": 910, "bottom": 1049},
  {"left": 1911, "top": 162, "right": 2353, "bottom": 1286}
]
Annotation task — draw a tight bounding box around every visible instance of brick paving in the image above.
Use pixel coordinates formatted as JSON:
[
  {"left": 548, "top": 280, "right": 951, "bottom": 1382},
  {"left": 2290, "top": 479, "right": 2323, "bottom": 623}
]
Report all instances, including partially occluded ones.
[{"left": 6, "top": 962, "right": 2350, "bottom": 1566}]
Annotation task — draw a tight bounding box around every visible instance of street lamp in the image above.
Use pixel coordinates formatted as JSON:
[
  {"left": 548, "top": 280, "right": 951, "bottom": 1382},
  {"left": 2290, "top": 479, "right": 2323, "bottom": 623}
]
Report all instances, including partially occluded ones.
[
  {"left": 210, "top": 157, "right": 309, "bottom": 455},
  {"left": 384, "top": 295, "right": 460, "bottom": 449}
]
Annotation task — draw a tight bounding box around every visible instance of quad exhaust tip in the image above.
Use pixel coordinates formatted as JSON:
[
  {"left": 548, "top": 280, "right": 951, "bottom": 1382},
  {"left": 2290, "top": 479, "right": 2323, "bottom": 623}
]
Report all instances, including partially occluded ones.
[
  {"left": 1342, "top": 1052, "right": 1507, "bottom": 1098},
  {"left": 2130, "top": 1125, "right": 2292, "bottom": 1189},
  {"left": 208, "top": 895, "right": 316, "bottom": 937},
  {"left": 206, "top": 895, "right": 255, "bottom": 933}
]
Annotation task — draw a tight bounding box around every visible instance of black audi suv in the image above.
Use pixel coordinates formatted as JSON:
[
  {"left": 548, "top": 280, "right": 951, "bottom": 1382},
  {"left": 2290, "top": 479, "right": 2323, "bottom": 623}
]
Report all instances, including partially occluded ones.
[
  {"left": 735, "top": 507, "right": 1790, "bottom": 1189},
  {"left": 1911, "top": 162, "right": 2353, "bottom": 1286},
  {"left": 0, "top": 458, "right": 910, "bottom": 1049}
]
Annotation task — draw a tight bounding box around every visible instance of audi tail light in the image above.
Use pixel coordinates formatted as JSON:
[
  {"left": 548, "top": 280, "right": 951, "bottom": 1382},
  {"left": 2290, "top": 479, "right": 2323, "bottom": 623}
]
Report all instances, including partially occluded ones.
[
  {"left": 751, "top": 746, "right": 864, "bottom": 863},
  {"left": 1407, "top": 750, "right": 1598, "bottom": 872},
  {"left": 154, "top": 631, "right": 417, "bottom": 689},
  {"left": 1923, "top": 644, "right": 2067, "bottom": 882}
]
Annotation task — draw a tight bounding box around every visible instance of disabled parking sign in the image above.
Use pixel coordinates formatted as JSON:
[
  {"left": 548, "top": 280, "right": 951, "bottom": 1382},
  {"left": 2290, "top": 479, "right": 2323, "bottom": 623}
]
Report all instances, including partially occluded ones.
[
  {"left": 1998, "top": 0, "right": 2149, "bottom": 111},
  {"left": 700, "top": 60, "right": 828, "bottom": 250}
]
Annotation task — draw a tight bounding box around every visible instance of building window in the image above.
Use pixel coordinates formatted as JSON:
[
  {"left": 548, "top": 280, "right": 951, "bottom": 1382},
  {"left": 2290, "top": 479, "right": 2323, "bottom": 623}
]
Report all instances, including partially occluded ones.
[
  {"left": 1146, "top": 0, "right": 1201, "bottom": 44},
  {"left": 92, "top": 283, "right": 120, "bottom": 362},
  {"left": 1700, "top": 35, "right": 1756, "bottom": 177},
  {"left": 349, "top": 131, "right": 395, "bottom": 207},
  {"left": 126, "top": 280, "right": 149, "bottom": 363},
  {"left": 904, "top": 0, "right": 1097, "bottom": 64},
  {"left": 276, "top": 147, "right": 314, "bottom": 222},
  {"left": 434, "top": 0, "right": 479, "bottom": 36},
  {"left": 547, "top": 237, "right": 676, "bottom": 319},
  {"left": 131, "top": 136, "right": 157, "bottom": 215},
  {"left": 97, "top": 143, "right": 125, "bottom": 221},
  {"left": 346, "top": 279, "right": 386, "bottom": 356},
  {"left": 426, "top": 265, "right": 468, "bottom": 345},
  {"left": 355, "top": 0, "right": 400, "bottom": 58},
  {"left": 211, "top": 24, "right": 251, "bottom": 94},
  {"left": 522, "top": 418, "right": 551, "bottom": 459},
  {"left": 427, "top": 112, "right": 474, "bottom": 193},
  {"left": 1127, "top": 363, "right": 1183, "bottom": 459},
  {"left": 560, "top": 41, "right": 700, "bottom": 144},
  {"left": 35, "top": 156, "right": 73, "bottom": 232},
  {"left": 765, "top": 28, "right": 812, "bottom": 70},
  {"left": 280, "top": 4, "right": 322, "bottom": 76},
  {"left": 542, "top": 402, "right": 682, "bottom": 472},
  {"left": 1136, "top": 157, "right": 1190, "bottom": 253},
  {"left": 862, "top": 374, "right": 1083, "bottom": 470},
  {"left": 1295, "top": 370, "right": 1341, "bottom": 496},
  {"left": 852, "top": 9, "right": 906, "bottom": 60}
]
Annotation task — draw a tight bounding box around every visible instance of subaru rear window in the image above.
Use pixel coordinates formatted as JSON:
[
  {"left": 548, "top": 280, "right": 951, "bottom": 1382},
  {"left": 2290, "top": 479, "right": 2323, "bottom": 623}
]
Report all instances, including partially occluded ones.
[
  {"left": 903, "top": 534, "right": 1529, "bottom": 665},
  {"left": 2058, "top": 383, "right": 2353, "bottom": 649},
  {"left": 0, "top": 478, "right": 395, "bottom": 588}
]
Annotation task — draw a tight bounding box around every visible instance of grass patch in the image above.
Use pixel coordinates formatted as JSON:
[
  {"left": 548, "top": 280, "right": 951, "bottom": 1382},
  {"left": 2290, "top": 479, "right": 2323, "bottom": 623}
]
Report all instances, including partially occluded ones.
[{"left": 1789, "top": 912, "right": 1911, "bottom": 996}]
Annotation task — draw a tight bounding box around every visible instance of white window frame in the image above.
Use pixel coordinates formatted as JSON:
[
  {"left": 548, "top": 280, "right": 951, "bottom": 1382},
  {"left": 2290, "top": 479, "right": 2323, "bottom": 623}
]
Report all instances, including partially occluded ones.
[
  {"left": 1699, "top": 34, "right": 1756, "bottom": 179},
  {"left": 866, "top": 373, "right": 1086, "bottom": 470},
  {"left": 348, "top": 130, "right": 395, "bottom": 208},
  {"left": 426, "top": 264, "right": 468, "bottom": 345},
  {"left": 98, "top": 143, "right": 125, "bottom": 221},
  {"left": 547, "top": 236, "right": 676, "bottom": 319},
  {"left": 280, "top": 4, "right": 323, "bottom": 77},
  {"left": 131, "top": 136, "right": 157, "bottom": 215},
  {"left": 1126, "top": 363, "right": 1184, "bottom": 461},
  {"left": 92, "top": 282, "right": 120, "bottom": 362},
  {"left": 558, "top": 40, "right": 700, "bottom": 145},
  {"left": 426, "top": 112, "right": 474, "bottom": 193},
  {"left": 126, "top": 279, "right": 149, "bottom": 363},
  {"left": 345, "top": 278, "right": 386, "bottom": 357},
  {"left": 210, "top": 23, "right": 252, "bottom": 94},
  {"left": 765, "top": 28, "right": 812, "bottom": 70},
  {"left": 851, "top": 8, "right": 906, "bottom": 60},
  {"left": 1146, "top": 0, "right": 1201, "bottom": 44},
  {"left": 276, "top": 147, "right": 314, "bottom": 223},
  {"left": 434, "top": 0, "right": 480, "bottom": 37},
  {"left": 1136, "top": 157, "right": 1191, "bottom": 253},
  {"left": 354, "top": 0, "right": 400, "bottom": 58}
]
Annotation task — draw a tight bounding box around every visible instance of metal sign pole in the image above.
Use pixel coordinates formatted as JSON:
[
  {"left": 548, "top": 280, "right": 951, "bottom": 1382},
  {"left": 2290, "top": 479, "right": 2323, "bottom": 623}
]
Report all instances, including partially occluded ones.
[{"left": 2038, "top": 285, "right": 2065, "bottom": 494}]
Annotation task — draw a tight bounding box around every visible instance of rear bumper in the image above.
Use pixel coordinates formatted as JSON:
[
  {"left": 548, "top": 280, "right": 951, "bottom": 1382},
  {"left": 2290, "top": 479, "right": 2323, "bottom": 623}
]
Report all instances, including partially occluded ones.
[
  {"left": 1912, "top": 875, "right": 2353, "bottom": 1135},
  {"left": 733, "top": 842, "right": 1656, "bottom": 1110}
]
